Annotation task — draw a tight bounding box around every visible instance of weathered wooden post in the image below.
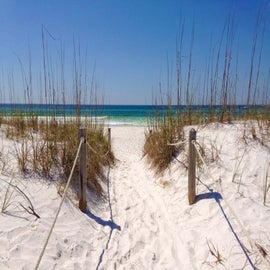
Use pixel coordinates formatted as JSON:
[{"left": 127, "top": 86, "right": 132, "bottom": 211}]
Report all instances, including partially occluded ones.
[
  {"left": 188, "top": 128, "right": 196, "bottom": 205},
  {"left": 108, "top": 128, "right": 111, "bottom": 150},
  {"left": 79, "top": 127, "right": 87, "bottom": 212}
]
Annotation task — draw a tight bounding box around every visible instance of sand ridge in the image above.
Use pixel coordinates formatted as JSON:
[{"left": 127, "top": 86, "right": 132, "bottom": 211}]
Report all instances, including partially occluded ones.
[{"left": 0, "top": 123, "right": 270, "bottom": 269}]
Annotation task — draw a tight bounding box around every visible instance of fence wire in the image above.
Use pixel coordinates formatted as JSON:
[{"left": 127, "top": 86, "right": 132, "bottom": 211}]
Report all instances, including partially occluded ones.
[
  {"left": 87, "top": 141, "right": 110, "bottom": 159},
  {"left": 167, "top": 140, "right": 186, "bottom": 147}
]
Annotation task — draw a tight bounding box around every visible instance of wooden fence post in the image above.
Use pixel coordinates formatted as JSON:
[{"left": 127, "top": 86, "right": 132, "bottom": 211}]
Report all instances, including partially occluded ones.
[
  {"left": 188, "top": 128, "right": 196, "bottom": 205},
  {"left": 108, "top": 128, "right": 111, "bottom": 150},
  {"left": 79, "top": 127, "right": 87, "bottom": 212}
]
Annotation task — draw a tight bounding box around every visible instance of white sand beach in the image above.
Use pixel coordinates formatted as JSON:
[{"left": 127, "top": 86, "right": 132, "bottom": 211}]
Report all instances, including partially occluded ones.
[{"left": 0, "top": 123, "right": 270, "bottom": 269}]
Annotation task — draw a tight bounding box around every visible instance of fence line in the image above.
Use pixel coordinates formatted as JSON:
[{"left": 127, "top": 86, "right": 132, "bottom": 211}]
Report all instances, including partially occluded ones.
[
  {"left": 86, "top": 128, "right": 111, "bottom": 159},
  {"left": 35, "top": 137, "right": 84, "bottom": 270},
  {"left": 192, "top": 140, "right": 216, "bottom": 184},
  {"left": 87, "top": 142, "right": 110, "bottom": 159},
  {"left": 167, "top": 140, "right": 186, "bottom": 146},
  {"left": 190, "top": 130, "right": 270, "bottom": 269}
]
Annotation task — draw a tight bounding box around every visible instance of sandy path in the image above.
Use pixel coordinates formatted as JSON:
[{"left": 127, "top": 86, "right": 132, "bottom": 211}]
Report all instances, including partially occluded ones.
[
  {"left": 1, "top": 124, "right": 269, "bottom": 269},
  {"left": 98, "top": 127, "right": 190, "bottom": 270}
]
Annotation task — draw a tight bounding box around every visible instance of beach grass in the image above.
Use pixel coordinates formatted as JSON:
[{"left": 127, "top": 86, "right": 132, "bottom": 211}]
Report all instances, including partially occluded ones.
[
  {"left": 2, "top": 116, "right": 115, "bottom": 197},
  {"left": 142, "top": 9, "right": 269, "bottom": 175},
  {"left": 144, "top": 106, "right": 185, "bottom": 175},
  {"left": 0, "top": 32, "right": 116, "bottom": 197}
]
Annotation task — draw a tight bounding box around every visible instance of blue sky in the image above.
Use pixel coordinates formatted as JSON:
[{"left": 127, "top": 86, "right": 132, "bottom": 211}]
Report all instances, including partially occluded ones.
[{"left": 0, "top": 0, "right": 269, "bottom": 104}]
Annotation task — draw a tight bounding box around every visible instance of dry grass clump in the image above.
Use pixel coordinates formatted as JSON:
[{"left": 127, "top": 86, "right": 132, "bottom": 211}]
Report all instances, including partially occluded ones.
[
  {"left": 263, "top": 161, "right": 270, "bottom": 206},
  {"left": 0, "top": 177, "right": 40, "bottom": 218},
  {"left": 242, "top": 109, "right": 270, "bottom": 147},
  {"left": 144, "top": 109, "right": 185, "bottom": 175},
  {"left": 3, "top": 117, "right": 115, "bottom": 197},
  {"left": 86, "top": 125, "right": 114, "bottom": 195},
  {"left": 252, "top": 113, "right": 270, "bottom": 146},
  {"left": 206, "top": 239, "right": 225, "bottom": 266},
  {"left": 3, "top": 114, "right": 38, "bottom": 140},
  {"left": 0, "top": 179, "right": 14, "bottom": 213},
  {"left": 0, "top": 148, "right": 9, "bottom": 173}
]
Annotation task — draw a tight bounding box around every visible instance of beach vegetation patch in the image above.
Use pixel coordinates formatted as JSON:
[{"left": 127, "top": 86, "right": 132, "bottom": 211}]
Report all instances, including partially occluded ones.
[
  {"left": 2, "top": 116, "right": 115, "bottom": 197},
  {"left": 144, "top": 107, "right": 185, "bottom": 175}
]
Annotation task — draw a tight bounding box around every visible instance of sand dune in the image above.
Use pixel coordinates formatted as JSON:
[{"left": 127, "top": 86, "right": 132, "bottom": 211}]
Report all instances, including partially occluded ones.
[{"left": 0, "top": 123, "right": 270, "bottom": 269}]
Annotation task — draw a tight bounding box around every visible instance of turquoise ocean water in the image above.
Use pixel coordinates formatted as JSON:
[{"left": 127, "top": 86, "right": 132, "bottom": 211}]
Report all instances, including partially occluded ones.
[{"left": 0, "top": 104, "right": 260, "bottom": 126}]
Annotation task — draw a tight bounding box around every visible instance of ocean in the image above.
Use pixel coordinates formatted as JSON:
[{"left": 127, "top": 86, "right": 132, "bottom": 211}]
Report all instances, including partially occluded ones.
[{"left": 0, "top": 103, "right": 263, "bottom": 126}]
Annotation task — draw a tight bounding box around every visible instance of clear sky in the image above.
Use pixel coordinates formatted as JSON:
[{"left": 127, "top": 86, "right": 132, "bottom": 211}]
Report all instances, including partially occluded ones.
[{"left": 0, "top": 0, "right": 270, "bottom": 105}]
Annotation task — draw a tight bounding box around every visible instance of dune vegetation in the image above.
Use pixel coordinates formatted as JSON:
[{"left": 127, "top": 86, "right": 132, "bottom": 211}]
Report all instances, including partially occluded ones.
[
  {"left": 0, "top": 30, "right": 115, "bottom": 197},
  {"left": 144, "top": 13, "right": 270, "bottom": 175}
]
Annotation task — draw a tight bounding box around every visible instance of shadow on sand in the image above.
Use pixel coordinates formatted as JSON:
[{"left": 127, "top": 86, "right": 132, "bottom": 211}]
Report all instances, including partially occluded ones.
[
  {"left": 196, "top": 179, "right": 256, "bottom": 269},
  {"left": 85, "top": 166, "right": 121, "bottom": 270},
  {"left": 85, "top": 209, "right": 121, "bottom": 232}
]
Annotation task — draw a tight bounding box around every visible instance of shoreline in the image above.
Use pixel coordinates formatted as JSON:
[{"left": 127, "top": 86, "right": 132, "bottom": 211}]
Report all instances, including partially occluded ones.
[{"left": 1, "top": 115, "right": 149, "bottom": 128}]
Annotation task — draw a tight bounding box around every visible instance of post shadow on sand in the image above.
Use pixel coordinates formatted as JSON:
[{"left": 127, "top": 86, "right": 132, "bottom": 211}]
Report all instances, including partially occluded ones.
[
  {"left": 85, "top": 209, "right": 121, "bottom": 232},
  {"left": 85, "top": 208, "right": 121, "bottom": 270},
  {"left": 196, "top": 179, "right": 256, "bottom": 269},
  {"left": 84, "top": 166, "right": 121, "bottom": 270}
]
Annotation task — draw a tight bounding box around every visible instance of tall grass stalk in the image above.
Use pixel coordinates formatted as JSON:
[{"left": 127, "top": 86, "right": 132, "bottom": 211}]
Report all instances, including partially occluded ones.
[
  {"left": 263, "top": 161, "right": 270, "bottom": 206},
  {"left": 246, "top": 10, "right": 261, "bottom": 110},
  {"left": 184, "top": 19, "right": 195, "bottom": 125},
  {"left": 1, "top": 179, "right": 14, "bottom": 213},
  {"left": 0, "top": 29, "right": 115, "bottom": 197},
  {"left": 14, "top": 140, "right": 29, "bottom": 173},
  {"left": 0, "top": 148, "right": 8, "bottom": 173}
]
